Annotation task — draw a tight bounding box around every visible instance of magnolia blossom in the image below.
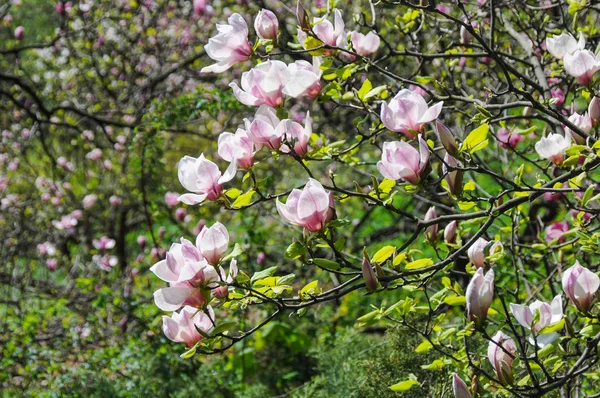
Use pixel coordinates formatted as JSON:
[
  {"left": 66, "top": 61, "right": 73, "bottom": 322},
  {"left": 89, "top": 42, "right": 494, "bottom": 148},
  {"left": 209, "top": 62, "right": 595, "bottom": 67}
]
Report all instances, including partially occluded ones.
[
  {"left": 82, "top": 194, "right": 98, "bottom": 209},
  {"left": 254, "top": 9, "right": 278, "bottom": 41},
  {"left": 283, "top": 58, "right": 322, "bottom": 99},
  {"left": 546, "top": 32, "right": 584, "bottom": 59},
  {"left": 564, "top": 50, "right": 600, "bottom": 85},
  {"left": 93, "top": 254, "right": 118, "bottom": 271},
  {"left": 565, "top": 112, "right": 592, "bottom": 144},
  {"left": 165, "top": 191, "right": 179, "bottom": 207},
  {"left": 196, "top": 222, "right": 229, "bottom": 265},
  {"left": 377, "top": 135, "right": 430, "bottom": 184},
  {"left": 496, "top": 128, "right": 524, "bottom": 149},
  {"left": 213, "top": 259, "right": 238, "bottom": 299},
  {"left": 248, "top": 115, "right": 288, "bottom": 150},
  {"left": 510, "top": 296, "right": 563, "bottom": 333},
  {"left": 276, "top": 178, "right": 335, "bottom": 232},
  {"left": 467, "top": 237, "right": 489, "bottom": 268},
  {"left": 93, "top": 236, "right": 116, "bottom": 251},
  {"left": 162, "top": 306, "right": 214, "bottom": 347},
  {"left": 562, "top": 261, "right": 600, "bottom": 312},
  {"left": 14, "top": 26, "right": 24, "bottom": 41},
  {"left": 535, "top": 134, "right": 570, "bottom": 164},
  {"left": 488, "top": 331, "right": 517, "bottom": 385},
  {"left": 350, "top": 31, "right": 380, "bottom": 56},
  {"left": 177, "top": 154, "right": 237, "bottom": 205},
  {"left": 466, "top": 268, "right": 494, "bottom": 324},
  {"left": 201, "top": 14, "right": 252, "bottom": 74},
  {"left": 452, "top": 373, "right": 472, "bottom": 398},
  {"left": 545, "top": 222, "right": 569, "bottom": 243},
  {"left": 589, "top": 97, "right": 600, "bottom": 121},
  {"left": 298, "top": 9, "right": 344, "bottom": 49},
  {"left": 230, "top": 60, "right": 290, "bottom": 107},
  {"left": 280, "top": 113, "right": 312, "bottom": 157},
  {"left": 380, "top": 89, "right": 443, "bottom": 137},
  {"left": 218, "top": 128, "right": 256, "bottom": 169}
]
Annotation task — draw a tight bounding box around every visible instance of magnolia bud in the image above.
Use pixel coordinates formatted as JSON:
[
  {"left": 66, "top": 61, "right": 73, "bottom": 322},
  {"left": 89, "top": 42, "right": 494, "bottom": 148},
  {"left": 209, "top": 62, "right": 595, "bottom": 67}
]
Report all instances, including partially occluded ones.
[
  {"left": 361, "top": 248, "right": 378, "bottom": 292},
  {"left": 212, "top": 285, "right": 229, "bottom": 299},
  {"left": 443, "top": 153, "right": 463, "bottom": 196},
  {"left": 193, "top": 0, "right": 206, "bottom": 15},
  {"left": 257, "top": 251, "right": 266, "bottom": 265},
  {"left": 14, "top": 26, "right": 24, "bottom": 41},
  {"left": 562, "top": 261, "right": 600, "bottom": 313},
  {"left": 137, "top": 235, "right": 146, "bottom": 249},
  {"left": 589, "top": 97, "right": 600, "bottom": 122},
  {"left": 254, "top": 9, "right": 278, "bottom": 41},
  {"left": 460, "top": 26, "right": 471, "bottom": 44},
  {"left": 424, "top": 206, "right": 438, "bottom": 242},
  {"left": 158, "top": 226, "right": 166, "bottom": 239},
  {"left": 488, "top": 331, "right": 516, "bottom": 385},
  {"left": 466, "top": 268, "right": 494, "bottom": 325},
  {"left": 452, "top": 373, "right": 472, "bottom": 398},
  {"left": 444, "top": 221, "right": 458, "bottom": 244},
  {"left": 436, "top": 121, "right": 458, "bottom": 155},
  {"left": 175, "top": 207, "right": 187, "bottom": 222}
]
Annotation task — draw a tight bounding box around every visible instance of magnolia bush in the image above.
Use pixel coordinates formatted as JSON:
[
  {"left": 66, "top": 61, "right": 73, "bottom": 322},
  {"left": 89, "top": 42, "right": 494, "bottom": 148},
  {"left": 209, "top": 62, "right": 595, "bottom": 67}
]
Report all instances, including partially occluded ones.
[{"left": 4, "top": 0, "right": 600, "bottom": 396}]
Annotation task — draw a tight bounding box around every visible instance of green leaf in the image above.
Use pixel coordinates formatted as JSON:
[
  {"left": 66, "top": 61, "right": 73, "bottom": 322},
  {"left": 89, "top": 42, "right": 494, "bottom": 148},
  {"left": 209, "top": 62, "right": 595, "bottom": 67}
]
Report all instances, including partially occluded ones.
[
  {"left": 285, "top": 242, "right": 306, "bottom": 260},
  {"left": 300, "top": 280, "right": 320, "bottom": 300},
  {"left": 539, "top": 319, "right": 565, "bottom": 334},
  {"left": 251, "top": 266, "right": 278, "bottom": 283},
  {"left": 405, "top": 258, "right": 434, "bottom": 270},
  {"left": 389, "top": 379, "right": 418, "bottom": 392},
  {"left": 444, "top": 295, "right": 466, "bottom": 306},
  {"left": 232, "top": 189, "right": 256, "bottom": 207},
  {"left": 392, "top": 253, "right": 406, "bottom": 267},
  {"left": 461, "top": 124, "right": 489, "bottom": 154},
  {"left": 580, "top": 324, "right": 600, "bottom": 338},
  {"left": 363, "top": 85, "right": 388, "bottom": 101},
  {"left": 372, "top": 246, "right": 395, "bottom": 263},
  {"left": 313, "top": 258, "right": 340, "bottom": 269},
  {"left": 221, "top": 243, "right": 242, "bottom": 262},
  {"left": 210, "top": 321, "right": 238, "bottom": 336},
  {"left": 357, "top": 79, "right": 373, "bottom": 101},
  {"left": 180, "top": 345, "right": 197, "bottom": 359},
  {"left": 415, "top": 340, "right": 433, "bottom": 354}
]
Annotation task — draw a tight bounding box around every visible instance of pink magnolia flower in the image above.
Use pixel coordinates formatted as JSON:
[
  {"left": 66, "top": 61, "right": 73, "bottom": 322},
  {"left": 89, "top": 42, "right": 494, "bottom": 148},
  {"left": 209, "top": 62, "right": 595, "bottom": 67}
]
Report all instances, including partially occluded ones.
[
  {"left": 177, "top": 154, "right": 237, "bottom": 205},
  {"left": 213, "top": 259, "right": 238, "bottom": 299},
  {"left": 565, "top": 112, "right": 592, "bottom": 144},
  {"left": 564, "top": 50, "right": 600, "bottom": 85},
  {"left": 82, "top": 194, "right": 98, "bottom": 209},
  {"left": 466, "top": 268, "right": 494, "bottom": 325},
  {"left": 535, "top": 134, "right": 571, "bottom": 164},
  {"left": 377, "top": 135, "right": 430, "bottom": 184},
  {"left": 452, "top": 373, "right": 472, "bottom": 398},
  {"left": 52, "top": 214, "right": 78, "bottom": 231},
  {"left": 192, "top": 0, "right": 206, "bottom": 15},
  {"left": 175, "top": 207, "right": 187, "bottom": 222},
  {"left": 218, "top": 128, "right": 256, "bottom": 169},
  {"left": 298, "top": 9, "right": 344, "bottom": 48},
  {"left": 350, "top": 31, "right": 380, "bottom": 56},
  {"left": 165, "top": 191, "right": 179, "bottom": 207},
  {"left": 93, "top": 236, "right": 116, "bottom": 251},
  {"left": 109, "top": 195, "right": 122, "bottom": 206},
  {"left": 283, "top": 58, "right": 322, "bottom": 99},
  {"left": 488, "top": 331, "right": 517, "bottom": 385},
  {"left": 247, "top": 117, "right": 289, "bottom": 150},
  {"left": 162, "top": 306, "right": 214, "bottom": 347},
  {"left": 201, "top": 13, "right": 252, "bottom": 74},
  {"left": 545, "top": 222, "right": 569, "bottom": 243},
  {"left": 14, "top": 26, "right": 24, "bottom": 41},
  {"left": 137, "top": 235, "right": 147, "bottom": 248},
  {"left": 151, "top": 239, "right": 219, "bottom": 312},
  {"left": 496, "top": 128, "right": 524, "bottom": 149},
  {"left": 196, "top": 222, "right": 229, "bottom": 265},
  {"left": 380, "top": 89, "right": 443, "bottom": 138},
  {"left": 562, "top": 261, "right": 600, "bottom": 313},
  {"left": 276, "top": 178, "right": 335, "bottom": 232},
  {"left": 254, "top": 9, "right": 278, "bottom": 41},
  {"left": 280, "top": 112, "right": 312, "bottom": 157},
  {"left": 551, "top": 88, "right": 565, "bottom": 107},
  {"left": 510, "top": 295, "right": 563, "bottom": 333},
  {"left": 467, "top": 237, "right": 489, "bottom": 268},
  {"left": 93, "top": 254, "right": 118, "bottom": 271},
  {"left": 424, "top": 206, "right": 438, "bottom": 242},
  {"left": 444, "top": 220, "right": 458, "bottom": 244},
  {"left": 589, "top": 97, "right": 600, "bottom": 121},
  {"left": 546, "top": 32, "right": 584, "bottom": 59},
  {"left": 230, "top": 60, "right": 290, "bottom": 107},
  {"left": 46, "top": 259, "right": 58, "bottom": 270},
  {"left": 37, "top": 242, "right": 56, "bottom": 256}
]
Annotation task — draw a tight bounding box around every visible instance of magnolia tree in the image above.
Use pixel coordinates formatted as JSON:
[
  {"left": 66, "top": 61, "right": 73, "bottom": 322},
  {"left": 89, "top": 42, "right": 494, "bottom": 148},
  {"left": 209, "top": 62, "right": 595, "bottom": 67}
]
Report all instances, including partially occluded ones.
[
  {"left": 4, "top": 0, "right": 600, "bottom": 396},
  {"left": 148, "top": 1, "right": 600, "bottom": 397}
]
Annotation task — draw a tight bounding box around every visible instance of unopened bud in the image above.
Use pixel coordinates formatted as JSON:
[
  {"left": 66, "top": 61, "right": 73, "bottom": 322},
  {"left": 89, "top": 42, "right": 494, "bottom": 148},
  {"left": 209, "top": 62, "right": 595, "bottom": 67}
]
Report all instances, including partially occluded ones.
[
  {"left": 589, "top": 97, "right": 600, "bottom": 122},
  {"left": 436, "top": 121, "right": 458, "bottom": 155},
  {"left": 460, "top": 26, "right": 471, "bottom": 44},
  {"left": 14, "top": 26, "right": 24, "bottom": 41},
  {"left": 424, "top": 206, "right": 438, "bottom": 242},
  {"left": 254, "top": 9, "right": 278, "bottom": 41},
  {"left": 361, "top": 248, "right": 378, "bottom": 292},
  {"left": 444, "top": 220, "right": 458, "bottom": 244}
]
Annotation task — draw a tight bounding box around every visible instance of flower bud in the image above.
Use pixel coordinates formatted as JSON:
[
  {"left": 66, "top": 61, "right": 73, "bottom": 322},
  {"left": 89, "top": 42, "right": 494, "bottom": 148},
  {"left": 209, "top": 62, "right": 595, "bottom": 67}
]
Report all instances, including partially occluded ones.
[
  {"left": 435, "top": 121, "right": 458, "bottom": 155},
  {"left": 137, "top": 235, "right": 146, "bottom": 249},
  {"left": 589, "top": 97, "right": 600, "bottom": 122},
  {"left": 158, "top": 226, "right": 166, "bottom": 239},
  {"left": 175, "top": 207, "right": 187, "bottom": 222},
  {"left": 452, "top": 373, "right": 472, "bottom": 398},
  {"left": 257, "top": 251, "right": 266, "bottom": 265},
  {"left": 444, "top": 221, "right": 458, "bottom": 244},
  {"left": 488, "top": 331, "right": 516, "bottom": 385},
  {"left": 254, "top": 9, "right": 278, "bottom": 41},
  {"left": 14, "top": 26, "right": 24, "bottom": 41},
  {"left": 424, "top": 206, "right": 438, "bottom": 242},
  {"left": 467, "top": 237, "right": 489, "bottom": 268},
  {"left": 443, "top": 153, "right": 463, "bottom": 196},
  {"left": 193, "top": 0, "right": 206, "bottom": 15},
  {"left": 460, "top": 26, "right": 471, "bottom": 44},
  {"left": 466, "top": 268, "right": 494, "bottom": 325},
  {"left": 361, "top": 248, "right": 378, "bottom": 292}
]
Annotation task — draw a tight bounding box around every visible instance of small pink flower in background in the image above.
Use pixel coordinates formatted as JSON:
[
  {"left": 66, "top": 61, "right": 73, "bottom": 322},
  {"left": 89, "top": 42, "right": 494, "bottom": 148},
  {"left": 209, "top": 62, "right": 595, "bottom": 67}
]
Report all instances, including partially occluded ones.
[
  {"left": 467, "top": 237, "right": 489, "bottom": 268},
  {"left": 562, "top": 261, "right": 600, "bottom": 313},
  {"left": 377, "top": 135, "right": 430, "bottom": 185},
  {"left": 93, "top": 236, "right": 116, "bottom": 251},
  {"left": 276, "top": 178, "right": 336, "bottom": 232},
  {"left": 192, "top": 0, "right": 206, "bottom": 15},
  {"left": 175, "top": 207, "right": 187, "bottom": 222},
  {"left": 452, "top": 373, "right": 472, "bottom": 398},
  {"left": 137, "top": 235, "right": 147, "bottom": 249},
  {"left": 86, "top": 148, "right": 103, "bottom": 161},
  {"left": 550, "top": 88, "right": 565, "bottom": 107},
  {"left": 350, "top": 31, "right": 380, "bottom": 56},
  {"left": 218, "top": 128, "right": 256, "bottom": 169},
  {"left": 283, "top": 58, "right": 322, "bottom": 99},
  {"left": 544, "top": 222, "right": 569, "bottom": 243},
  {"left": 565, "top": 112, "right": 592, "bottom": 144},
  {"left": 37, "top": 242, "right": 57, "bottom": 256},
  {"left": 52, "top": 214, "right": 78, "bottom": 231},
  {"left": 380, "top": 89, "right": 443, "bottom": 138},
  {"left": 230, "top": 60, "right": 290, "bottom": 107},
  {"left": 165, "top": 191, "right": 179, "bottom": 207},
  {"left": 162, "top": 306, "right": 214, "bottom": 347},
  {"left": 510, "top": 295, "right": 563, "bottom": 333},
  {"left": 82, "top": 194, "right": 98, "bottom": 209},
  {"left": 14, "top": 26, "right": 24, "bottom": 41},
  {"left": 93, "top": 254, "right": 118, "bottom": 271},
  {"left": 201, "top": 13, "right": 252, "bottom": 74},
  {"left": 254, "top": 9, "right": 278, "bottom": 41},
  {"left": 571, "top": 209, "right": 593, "bottom": 222},
  {"left": 256, "top": 251, "right": 266, "bottom": 265},
  {"left": 535, "top": 134, "right": 571, "bottom": 164},
  {"left": 466, "top": 267, "right": 494, "bottom": 324},
  {"left": 488, "top": 331, "right": 517, "bottom": 385},
  {"left": 46, "top": 259, "right": 58, "bottom": 270},
  {"left": 109, "top": 195, "right": 122, "bottom": 206},
  {"left": 177, "top": 154, "right": 237, "bottom": 205},
  {"left": 496, "top": 128, "right": 524, "bottom": 149}
]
